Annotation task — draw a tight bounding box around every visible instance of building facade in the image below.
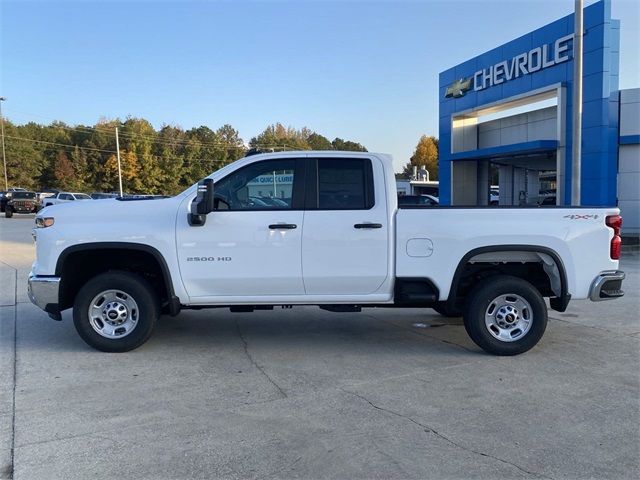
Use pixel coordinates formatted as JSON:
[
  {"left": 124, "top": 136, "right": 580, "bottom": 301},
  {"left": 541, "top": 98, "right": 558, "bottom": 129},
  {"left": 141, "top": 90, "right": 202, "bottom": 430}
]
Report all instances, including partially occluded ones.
[{"left": 438, "top": 0, "right": 639, "bottom": 235}]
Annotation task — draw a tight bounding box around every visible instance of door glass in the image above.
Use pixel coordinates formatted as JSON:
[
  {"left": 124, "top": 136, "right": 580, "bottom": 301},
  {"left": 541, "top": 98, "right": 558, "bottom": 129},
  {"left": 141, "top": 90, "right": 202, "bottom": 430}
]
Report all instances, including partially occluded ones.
[
  {"left": 215, "top": 160, "right": 295, "bottom": 210},
  {"left": 318, "top": 159, "right": 373, "bottom": 209}
]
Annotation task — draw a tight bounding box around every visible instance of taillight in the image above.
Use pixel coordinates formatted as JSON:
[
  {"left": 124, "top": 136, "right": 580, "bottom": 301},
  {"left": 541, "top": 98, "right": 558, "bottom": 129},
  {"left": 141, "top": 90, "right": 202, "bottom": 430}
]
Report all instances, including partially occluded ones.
[{"left": 606, "top": 215, "right": 622, "bottom": 260}]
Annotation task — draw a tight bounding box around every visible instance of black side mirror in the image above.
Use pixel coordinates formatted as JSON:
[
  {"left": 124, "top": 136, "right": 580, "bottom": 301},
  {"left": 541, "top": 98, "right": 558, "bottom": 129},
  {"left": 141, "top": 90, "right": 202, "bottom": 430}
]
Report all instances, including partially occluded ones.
[{"left": 189, "top": 178, "right": 215, "bottom": 226}]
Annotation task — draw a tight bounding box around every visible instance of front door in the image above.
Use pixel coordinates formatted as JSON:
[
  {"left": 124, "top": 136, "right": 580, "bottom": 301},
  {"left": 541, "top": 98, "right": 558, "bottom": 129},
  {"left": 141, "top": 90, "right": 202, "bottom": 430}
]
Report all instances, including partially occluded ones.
[{"left": 176, "top": 158, "right": 305, "bottom": 298}]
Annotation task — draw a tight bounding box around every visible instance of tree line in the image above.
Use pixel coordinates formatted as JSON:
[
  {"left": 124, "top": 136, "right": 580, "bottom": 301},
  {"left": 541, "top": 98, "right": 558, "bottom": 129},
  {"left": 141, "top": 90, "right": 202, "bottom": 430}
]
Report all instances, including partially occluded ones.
[{"left": 1, "top": 118, "right": 368, "bottom": 195}]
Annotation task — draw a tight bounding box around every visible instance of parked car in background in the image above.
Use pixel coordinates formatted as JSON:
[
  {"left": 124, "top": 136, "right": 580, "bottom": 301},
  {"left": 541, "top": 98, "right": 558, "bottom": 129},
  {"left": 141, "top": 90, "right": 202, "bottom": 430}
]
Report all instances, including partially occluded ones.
[
  {"left": 4, "top": 191, "right": 39, "bottom": 217},
  {"left": 1, "top": 188, "right": 29, "bottom": 212},
  {"left": 397, "top": 194, "right": 439, "bottom": 206},
  {"left": 0, "top": 192, "right": 9, "bottom": 212},
  {"left": 42, "top": 192, "right": 92, "bottom": 207},
  {"left": 490, "top": 189, "right": 500, "bottom": 205},
  {"left": 90, "top": 192, "right": 120, "bottom": 199},
  {"left": 539, "top": 196, "right": 557, "bottom": 206}
]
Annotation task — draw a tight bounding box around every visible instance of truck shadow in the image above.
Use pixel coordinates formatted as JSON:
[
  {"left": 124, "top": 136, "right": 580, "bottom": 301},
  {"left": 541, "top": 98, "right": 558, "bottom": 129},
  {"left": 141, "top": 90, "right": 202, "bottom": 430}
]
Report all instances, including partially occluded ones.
[
  {"left": 18, "top": 307, "right": 478, "bottom": 356},
  {"left": 150, "top": 308, "right": 478, "bottom": 356}
]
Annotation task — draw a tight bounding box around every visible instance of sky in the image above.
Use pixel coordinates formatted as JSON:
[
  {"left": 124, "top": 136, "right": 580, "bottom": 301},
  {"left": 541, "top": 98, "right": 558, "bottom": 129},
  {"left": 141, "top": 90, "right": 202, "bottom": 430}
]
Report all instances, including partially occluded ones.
[{"left": 1, "top": 0, "right": 638, "bottom": 173}]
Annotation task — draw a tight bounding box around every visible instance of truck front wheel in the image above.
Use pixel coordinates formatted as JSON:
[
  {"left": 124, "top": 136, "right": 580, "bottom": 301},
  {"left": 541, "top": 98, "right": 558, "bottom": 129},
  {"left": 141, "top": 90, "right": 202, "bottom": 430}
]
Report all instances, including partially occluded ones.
[
  {"left": 73, "top": 271, "right": 159, "bottom": 352},
  {"left": 464, "top": 275, "right": 547, "bottom": 356}
]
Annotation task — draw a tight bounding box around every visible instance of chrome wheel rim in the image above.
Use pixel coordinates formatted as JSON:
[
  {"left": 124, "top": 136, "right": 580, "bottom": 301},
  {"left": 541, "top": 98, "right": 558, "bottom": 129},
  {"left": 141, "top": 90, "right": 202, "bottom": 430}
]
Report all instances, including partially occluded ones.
[
  {"left": 484, "top": 293, "right": 533, "bottom": 342},
  {"left": 88, "top": 289, "right": 139, "bottom": 339}
]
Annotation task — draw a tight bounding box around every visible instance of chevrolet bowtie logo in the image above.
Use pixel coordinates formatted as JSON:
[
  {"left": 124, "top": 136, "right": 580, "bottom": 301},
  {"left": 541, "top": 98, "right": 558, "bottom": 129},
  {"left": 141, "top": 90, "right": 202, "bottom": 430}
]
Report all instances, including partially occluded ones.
[{"left": 445, "top": 77, "right": 473, "bottom": 98}]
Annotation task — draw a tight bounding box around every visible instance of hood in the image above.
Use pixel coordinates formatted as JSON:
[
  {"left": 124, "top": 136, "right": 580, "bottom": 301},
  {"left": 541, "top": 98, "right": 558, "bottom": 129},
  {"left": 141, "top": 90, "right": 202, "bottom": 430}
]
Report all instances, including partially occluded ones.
[{"left": 38, "top": 196, "right": 180, "bottom": 228}]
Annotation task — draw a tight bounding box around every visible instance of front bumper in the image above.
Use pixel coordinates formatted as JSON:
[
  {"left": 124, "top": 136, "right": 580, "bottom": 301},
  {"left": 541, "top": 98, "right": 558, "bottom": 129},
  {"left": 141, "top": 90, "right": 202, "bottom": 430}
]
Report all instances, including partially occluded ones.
[
  {"left": 27, "top": 273, "right": 61, "bottom": 316},
  {"left": 589, "top": 270, "right": 625, "bottom": 301}
]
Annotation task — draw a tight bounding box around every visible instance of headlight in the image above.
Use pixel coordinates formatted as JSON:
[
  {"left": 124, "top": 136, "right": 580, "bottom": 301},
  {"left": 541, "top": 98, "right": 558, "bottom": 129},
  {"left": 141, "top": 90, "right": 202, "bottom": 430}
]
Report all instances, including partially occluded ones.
[{"left": 35, "top": 217, "right": 55, "bottom": 228}]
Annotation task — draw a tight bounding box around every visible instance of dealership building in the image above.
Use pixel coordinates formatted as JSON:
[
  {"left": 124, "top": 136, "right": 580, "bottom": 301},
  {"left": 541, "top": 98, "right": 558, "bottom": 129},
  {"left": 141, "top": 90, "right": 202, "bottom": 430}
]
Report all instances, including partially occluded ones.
[{"left": 437, "top": 0, "right": 639, "bottom": 236}]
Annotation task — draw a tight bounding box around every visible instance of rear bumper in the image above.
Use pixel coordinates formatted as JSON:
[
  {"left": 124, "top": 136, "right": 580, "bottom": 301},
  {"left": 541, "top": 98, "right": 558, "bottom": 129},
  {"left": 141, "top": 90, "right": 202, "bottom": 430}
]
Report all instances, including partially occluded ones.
[
  {"left": 27, "top": 273, "right": 61, "bottom": 316},
  {"left": 589, "top": 270, "right": 625, "bottom": 301}
]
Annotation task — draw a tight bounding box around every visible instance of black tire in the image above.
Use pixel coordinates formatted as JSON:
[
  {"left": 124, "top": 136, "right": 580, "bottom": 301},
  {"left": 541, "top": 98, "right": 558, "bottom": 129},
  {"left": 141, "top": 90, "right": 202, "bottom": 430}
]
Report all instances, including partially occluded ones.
[
  {"left": 464, "top": 275, "right": 547, "bottom": 356},
  {"left": 5, "top": 207, "right": 13, "bottom": 218},
  {"left": 432, "top": 302, "right": 462, "bottom": 318},
  {"left": 73, "top": 271, "right": 159, "bottom": 352}
]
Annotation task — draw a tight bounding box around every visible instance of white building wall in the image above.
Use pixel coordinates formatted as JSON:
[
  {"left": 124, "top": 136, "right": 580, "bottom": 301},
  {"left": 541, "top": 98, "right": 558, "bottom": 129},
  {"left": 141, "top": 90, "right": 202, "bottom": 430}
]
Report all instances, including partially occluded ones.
[
  {"left": 618, "top": 89, "right": 640, "bottom": 237},
  {"left": 478, "top": 106, "right": 557, "bottom": 148}
]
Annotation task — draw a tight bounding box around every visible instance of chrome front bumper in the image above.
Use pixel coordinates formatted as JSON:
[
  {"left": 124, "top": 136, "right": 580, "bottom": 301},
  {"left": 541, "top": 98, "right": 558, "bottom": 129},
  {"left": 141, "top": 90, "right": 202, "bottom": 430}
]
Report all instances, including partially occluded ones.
[
  {"left": 27, "top": 273, "right": 61, "bottom": 312},
  {"left": 589, "top": 270, "right": 625, "bottom": 301}
]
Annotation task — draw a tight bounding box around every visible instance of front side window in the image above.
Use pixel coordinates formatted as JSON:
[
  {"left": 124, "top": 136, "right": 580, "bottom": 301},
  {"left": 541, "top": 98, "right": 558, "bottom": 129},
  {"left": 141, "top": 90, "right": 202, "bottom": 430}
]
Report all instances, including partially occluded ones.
[
  {"left": 214, "top": 159, "right": 297, "bottom": 211},
  {"left": 317, "top": 158, "right": 374, "bottom": 210}
]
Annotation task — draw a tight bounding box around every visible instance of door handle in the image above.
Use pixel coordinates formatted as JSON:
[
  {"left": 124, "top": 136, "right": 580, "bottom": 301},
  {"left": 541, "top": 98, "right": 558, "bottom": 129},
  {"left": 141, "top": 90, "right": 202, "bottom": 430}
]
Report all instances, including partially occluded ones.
[
  {"left": 268, "top": 224, "right": 297, "bottom": 230},
  {"left": 354, "top": 223, "right": 382, "bottom": 229}
]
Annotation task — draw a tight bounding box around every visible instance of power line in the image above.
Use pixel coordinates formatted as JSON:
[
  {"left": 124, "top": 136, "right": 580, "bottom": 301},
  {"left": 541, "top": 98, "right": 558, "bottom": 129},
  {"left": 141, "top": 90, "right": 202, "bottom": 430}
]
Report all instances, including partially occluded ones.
[
  {"left": 3, "top": 108, "right": 248, "bottom": 149},
  {"left": 4, "top": 135, "right": 117, "bottom": 154},
  {"left": 4, "top": 134, "right": 295, "bottom": 163}
]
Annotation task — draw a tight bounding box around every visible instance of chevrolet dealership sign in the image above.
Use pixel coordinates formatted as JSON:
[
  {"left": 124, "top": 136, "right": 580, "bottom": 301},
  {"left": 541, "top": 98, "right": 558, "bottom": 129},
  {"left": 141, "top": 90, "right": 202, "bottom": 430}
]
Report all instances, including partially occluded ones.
[{"left": 445, "top": 33, "right": 573, "bottom": 98}]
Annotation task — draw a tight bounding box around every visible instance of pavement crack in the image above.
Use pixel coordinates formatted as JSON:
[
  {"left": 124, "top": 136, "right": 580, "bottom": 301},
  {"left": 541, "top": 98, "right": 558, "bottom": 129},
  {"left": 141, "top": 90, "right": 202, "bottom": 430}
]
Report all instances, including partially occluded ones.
[
  {"left": 3, "top": 264, "right": 18, "bottom": 480},
  {"left": 549, "top": 315, "right": 617, "bottom": 334},
  {"left": 342, "top": 388, "right": 551, "bottom": 480},
  {"left": 234, "top": 319, "right": 287, "bottom": 399}
]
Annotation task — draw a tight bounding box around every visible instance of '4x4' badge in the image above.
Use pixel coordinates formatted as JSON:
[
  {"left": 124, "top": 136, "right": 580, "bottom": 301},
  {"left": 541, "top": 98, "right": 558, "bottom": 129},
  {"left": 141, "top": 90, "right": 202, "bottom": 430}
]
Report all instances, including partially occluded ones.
[{"left": 563, "top": 214, "right": 599, "bottom": 220}]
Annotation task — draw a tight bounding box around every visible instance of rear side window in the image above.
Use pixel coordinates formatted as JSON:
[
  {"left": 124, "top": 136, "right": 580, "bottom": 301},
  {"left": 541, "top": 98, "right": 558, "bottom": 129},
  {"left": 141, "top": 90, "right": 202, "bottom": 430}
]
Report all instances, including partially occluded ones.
[{"left": 317, "top": 158, "right": 374, "bottom": 210}]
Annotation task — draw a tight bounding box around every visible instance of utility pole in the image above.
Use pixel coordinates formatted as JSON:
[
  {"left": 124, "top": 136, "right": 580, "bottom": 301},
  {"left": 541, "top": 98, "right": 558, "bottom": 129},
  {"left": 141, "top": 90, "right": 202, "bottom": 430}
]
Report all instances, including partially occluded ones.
[
  {"left": 571, "top": 0, "right": 584, "bottom": 206},
  {"left": 0, "top": 97, "right": 8, "bottom": 190},
  {"left": 115, "top": 127, "right": 123, "bottom": 197}
]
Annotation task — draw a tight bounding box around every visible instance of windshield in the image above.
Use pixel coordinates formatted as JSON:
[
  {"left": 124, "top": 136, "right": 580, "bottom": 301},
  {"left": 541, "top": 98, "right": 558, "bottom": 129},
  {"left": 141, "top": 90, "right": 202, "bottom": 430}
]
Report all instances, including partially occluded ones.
[
  {"left": 13, "top": 192, "right": 36, "bottom": 199},
  {"left": 74, "top": 194, "right": 92, "bottom": 200}
]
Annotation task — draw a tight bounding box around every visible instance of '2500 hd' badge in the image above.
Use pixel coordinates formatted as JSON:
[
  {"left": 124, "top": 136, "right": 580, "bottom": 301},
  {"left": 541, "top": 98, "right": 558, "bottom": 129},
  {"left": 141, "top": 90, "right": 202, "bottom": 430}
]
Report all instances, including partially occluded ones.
[{"left": 187, "top": 256, "right": 232, "bottom": 262}]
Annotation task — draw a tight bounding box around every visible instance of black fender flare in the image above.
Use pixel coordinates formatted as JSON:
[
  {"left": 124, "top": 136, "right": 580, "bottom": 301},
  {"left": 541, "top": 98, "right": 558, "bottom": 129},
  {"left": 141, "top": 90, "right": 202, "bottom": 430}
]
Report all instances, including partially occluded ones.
[
  {"left": 446, "top": 245, "right": 570, "bottom": 312},
  {"left": 55, "top": 242, "right": 181, "bottom": 316}
]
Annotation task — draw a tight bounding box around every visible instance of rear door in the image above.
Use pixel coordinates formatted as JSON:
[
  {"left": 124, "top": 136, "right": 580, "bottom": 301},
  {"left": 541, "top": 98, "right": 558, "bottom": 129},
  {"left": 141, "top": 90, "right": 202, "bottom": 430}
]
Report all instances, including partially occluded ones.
[{"left": 301, "top": 157, "right": 389, "bottom": 295}]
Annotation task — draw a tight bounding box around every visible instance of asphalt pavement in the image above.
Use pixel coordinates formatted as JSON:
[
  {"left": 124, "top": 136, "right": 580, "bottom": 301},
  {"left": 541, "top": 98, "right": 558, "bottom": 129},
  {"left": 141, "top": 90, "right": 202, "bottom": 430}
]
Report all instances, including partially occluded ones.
[{"left": 1, "top": 214, "right": 639, "bottom": 480}]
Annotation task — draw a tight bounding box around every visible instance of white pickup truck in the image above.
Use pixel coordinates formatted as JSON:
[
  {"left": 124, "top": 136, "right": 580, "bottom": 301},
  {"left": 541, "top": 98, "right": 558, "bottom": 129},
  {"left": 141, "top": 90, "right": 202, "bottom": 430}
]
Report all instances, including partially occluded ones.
[
  {"left": 29, "top": 151, "right": 625, "bottom": 355},
  {"left": 42, "top": 191, "right": 93, "bottom": 207}
]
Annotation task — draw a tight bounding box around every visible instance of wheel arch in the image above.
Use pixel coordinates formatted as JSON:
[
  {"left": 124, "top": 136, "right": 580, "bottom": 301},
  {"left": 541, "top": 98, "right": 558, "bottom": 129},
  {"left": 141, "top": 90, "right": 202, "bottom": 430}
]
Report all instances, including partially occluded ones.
[
  {"left": 447, "top": 245, "right": 570, "bottom": 312},
  {"left": 55, "top": 242, "right": 180, "bottom": 315}
]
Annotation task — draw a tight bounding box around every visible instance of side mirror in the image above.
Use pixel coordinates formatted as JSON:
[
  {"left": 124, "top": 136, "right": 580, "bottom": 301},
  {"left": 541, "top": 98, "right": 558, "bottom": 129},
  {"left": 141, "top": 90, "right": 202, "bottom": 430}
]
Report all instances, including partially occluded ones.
[{"left": 188, "top": 178, "right": 215, "bottom": 226}]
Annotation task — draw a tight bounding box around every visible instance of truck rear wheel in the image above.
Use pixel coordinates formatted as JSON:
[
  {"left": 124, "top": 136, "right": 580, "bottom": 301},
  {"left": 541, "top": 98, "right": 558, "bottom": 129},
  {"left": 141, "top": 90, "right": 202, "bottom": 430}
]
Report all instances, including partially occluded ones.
[
  {"left": 464, "top": 275, "right": 547, "bottom": 356},
  {"left": 73, "top": 271, "right": 159, "bottom": 352},
  {"left": 5, "top": 207, "right": 13, "bottom": 218}
]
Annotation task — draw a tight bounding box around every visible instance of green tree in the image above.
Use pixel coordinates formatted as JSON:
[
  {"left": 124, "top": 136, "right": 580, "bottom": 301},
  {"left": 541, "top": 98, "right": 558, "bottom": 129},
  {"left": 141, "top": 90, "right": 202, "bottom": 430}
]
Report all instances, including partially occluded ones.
[
  {"left": 121, "top": 118, "right": 161, "bottom": 193},
  {"left": 307, "top": 132, "right": 332, "bottom": 150},
  {"left": 250, "top": 123, "right": 311, "bottom": 151},
  {"left": 331, "top": 138, "right": 367, "bottom": 152},
  {"left": 2, "top": 121, "right": 45, "bottom": 189},
  {"left": 70, "top": 145, "right": 89, "bottom": 191}
]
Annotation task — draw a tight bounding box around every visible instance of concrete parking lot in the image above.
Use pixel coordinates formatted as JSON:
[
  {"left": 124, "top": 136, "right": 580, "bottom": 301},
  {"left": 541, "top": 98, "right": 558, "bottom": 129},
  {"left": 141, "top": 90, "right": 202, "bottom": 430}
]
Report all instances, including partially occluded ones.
[{"left": 1, "top": 214, "right": 639, "bottom": 480}]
